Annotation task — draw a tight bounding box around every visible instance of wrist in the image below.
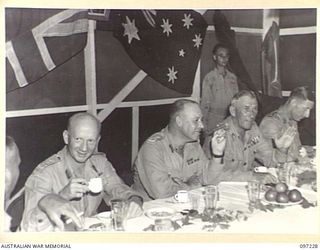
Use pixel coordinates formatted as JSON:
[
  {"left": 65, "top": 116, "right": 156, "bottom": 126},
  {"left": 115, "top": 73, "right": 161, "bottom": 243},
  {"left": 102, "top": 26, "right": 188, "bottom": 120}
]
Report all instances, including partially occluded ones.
[{"left": 128, "top": 195, "right": 143, "bottom": 207}]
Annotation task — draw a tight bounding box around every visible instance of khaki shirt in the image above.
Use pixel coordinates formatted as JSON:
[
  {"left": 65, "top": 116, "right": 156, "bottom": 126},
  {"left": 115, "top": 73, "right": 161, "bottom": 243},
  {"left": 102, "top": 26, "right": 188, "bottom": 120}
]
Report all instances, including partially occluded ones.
[
  {"left": 206, "top": 116, "right": 287, "bottom": 184},
  {"left": 21, "top": 147, "right": 141, "bottom": 231},
  {"left": 132, "top": 127, "right": 222, "bottom": 200},
  {"left": 259, "top": 106, "right": 301, "bottom": 162},
  {"left": 200, "top": 68, "right": 238, "bottom": 134}
]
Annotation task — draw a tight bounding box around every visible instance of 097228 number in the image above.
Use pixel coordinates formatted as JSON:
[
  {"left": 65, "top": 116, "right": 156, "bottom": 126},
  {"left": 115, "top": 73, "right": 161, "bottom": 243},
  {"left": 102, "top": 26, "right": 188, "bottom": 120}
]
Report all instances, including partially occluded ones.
[{"left": 300, "top": 244, "right": 318, "bottom": 249}]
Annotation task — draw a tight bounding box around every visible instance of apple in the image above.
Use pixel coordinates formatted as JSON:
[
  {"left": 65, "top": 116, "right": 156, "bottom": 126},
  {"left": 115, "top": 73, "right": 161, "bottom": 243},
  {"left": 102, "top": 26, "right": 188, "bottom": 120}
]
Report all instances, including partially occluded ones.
[
  {"left": 275, "top": 182, "right": 288, "bottom": 193},
  {"left": 264, "top": 189, "right": 277, "bottom": 202},
  {"left": 276, "top": 192, "right": 289, "bottom": 203},
  {"left": 288, "top": 189, "right": 303, "bottom": 202}
]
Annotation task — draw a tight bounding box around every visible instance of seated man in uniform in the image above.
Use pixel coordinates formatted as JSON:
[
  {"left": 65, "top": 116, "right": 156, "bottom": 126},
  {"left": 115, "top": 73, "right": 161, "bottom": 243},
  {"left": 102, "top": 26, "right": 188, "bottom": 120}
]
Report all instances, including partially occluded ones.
[
  {"left": 259, "top": 86, "right": 314, "bottom": 162},
  {"left": 21, "top": 112, "right": 143, "bottom": 231},
  {"left": 205, "top": 90, "right": 292, "bottom": 184},
  {"left": 132, "top": 99, "right": 227, "bottom": 201}
]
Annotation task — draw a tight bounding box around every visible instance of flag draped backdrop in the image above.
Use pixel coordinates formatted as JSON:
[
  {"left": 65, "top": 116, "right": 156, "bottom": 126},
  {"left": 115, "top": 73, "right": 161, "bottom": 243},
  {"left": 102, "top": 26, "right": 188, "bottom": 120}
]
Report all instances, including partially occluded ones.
[
  {"left": 6, "top": 9, "right": 88, "bottom": 92},
  {"left": 110, "top": 10, "right": 208, "bottom": 95}
]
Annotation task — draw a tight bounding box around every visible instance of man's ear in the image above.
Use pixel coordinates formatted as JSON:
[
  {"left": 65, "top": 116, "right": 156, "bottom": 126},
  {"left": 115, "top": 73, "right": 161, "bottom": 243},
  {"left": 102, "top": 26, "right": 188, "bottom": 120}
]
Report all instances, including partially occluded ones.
[
  {"left": 62, "top": 130, "right": 69, "bottom": 145},
  {"left": 229, "top": 105, "right": 236, "bottom": 117},
  {"left": 176, "top": 115, "right": 182, "bottom": 127},
  {"left": 290, "top": 99, "right": 298, "bottom": 107},
  {"left": 213, "top": 55, "right": 217, "bottom": 61}
]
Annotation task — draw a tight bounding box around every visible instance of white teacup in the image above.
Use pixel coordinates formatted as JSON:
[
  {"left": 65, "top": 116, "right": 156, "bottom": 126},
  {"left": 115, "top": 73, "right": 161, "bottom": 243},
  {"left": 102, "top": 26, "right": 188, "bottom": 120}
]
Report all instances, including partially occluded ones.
[
  {"left": 174, "top": 190, "right": 189, "bottom": 203},
  {"left": 88, "top": 178, "right": 103, "bottom": 193}
]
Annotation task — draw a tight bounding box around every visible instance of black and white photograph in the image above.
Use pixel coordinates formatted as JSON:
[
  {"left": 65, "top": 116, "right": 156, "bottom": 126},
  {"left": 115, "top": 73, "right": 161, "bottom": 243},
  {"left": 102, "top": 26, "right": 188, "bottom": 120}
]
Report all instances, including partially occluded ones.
[{"left": 2, "top": 4, "right": 318, "bottom": 245}]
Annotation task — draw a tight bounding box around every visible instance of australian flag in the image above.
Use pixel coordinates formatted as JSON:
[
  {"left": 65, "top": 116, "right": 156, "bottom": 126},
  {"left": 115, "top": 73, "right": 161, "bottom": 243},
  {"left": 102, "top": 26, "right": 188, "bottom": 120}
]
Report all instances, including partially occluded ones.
[{"left": 110, "top": 10, "right": 208, "bottom": 95}]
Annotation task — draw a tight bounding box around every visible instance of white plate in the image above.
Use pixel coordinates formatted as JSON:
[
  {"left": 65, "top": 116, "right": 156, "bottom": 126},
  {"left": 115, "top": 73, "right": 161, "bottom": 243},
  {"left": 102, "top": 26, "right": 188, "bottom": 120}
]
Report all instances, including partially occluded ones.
[
  {"left": 144, "top": 207, "right": 177, "bottom": 220},
  {"left": 96, "top": 211, "right": 111, "bottom": 218},
  {"left": 82, "top": 212, "right": 112, "bottom": 231},
  {"left": 83, "top": 217, "right": 106, "bottom": 231},
  {"left": 262, "top": 198, "right": 303, "bottom": 206}
]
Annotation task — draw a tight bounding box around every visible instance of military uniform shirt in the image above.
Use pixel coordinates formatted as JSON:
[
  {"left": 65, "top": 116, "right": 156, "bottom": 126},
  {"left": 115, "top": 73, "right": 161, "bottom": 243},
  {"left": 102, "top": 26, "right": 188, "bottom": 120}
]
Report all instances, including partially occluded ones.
[
  {"left": 200, "top": 68, "right": 238, "bottom": 135},
  {"left": 259, "top": 105, "right": 301, "bottom": 162},
  {"left": 132, "top": 127, "right": 222, "bottom": 200},
  {"left": 205, "top": 116, "right": 287, "bottom": 184},
  {"left": 21, "top": 146, "right": 141, "bottom": 231}
]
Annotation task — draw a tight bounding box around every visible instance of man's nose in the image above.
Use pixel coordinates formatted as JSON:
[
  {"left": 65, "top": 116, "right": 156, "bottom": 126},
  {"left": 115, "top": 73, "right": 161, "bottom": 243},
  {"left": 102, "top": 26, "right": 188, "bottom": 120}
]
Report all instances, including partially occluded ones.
[
  {"left": 198, "top": 120, "right": 204, "bottom": 129},
  {"left": 80, "top": 141, "right": 87, "bottom": 151},
  {"left": 305, "top": 109, "right": 310, "bottom": 118}
]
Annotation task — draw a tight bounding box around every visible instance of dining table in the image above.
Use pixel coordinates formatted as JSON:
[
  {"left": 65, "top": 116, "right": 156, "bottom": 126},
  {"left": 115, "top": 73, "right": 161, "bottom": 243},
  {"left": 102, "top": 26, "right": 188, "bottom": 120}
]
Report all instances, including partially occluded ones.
[
  {"left": 83, "top": 180, "right": 318, "bottom": 234},
  {"left": 81, "top": 146, "right": 317, "bottom": 233}
]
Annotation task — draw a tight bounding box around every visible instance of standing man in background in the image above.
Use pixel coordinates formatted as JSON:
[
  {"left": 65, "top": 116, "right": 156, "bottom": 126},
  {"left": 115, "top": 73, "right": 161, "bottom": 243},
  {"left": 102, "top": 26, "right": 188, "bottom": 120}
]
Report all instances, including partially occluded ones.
[{"left": 201, "top": 43, "right": 239, "bottom": 157}]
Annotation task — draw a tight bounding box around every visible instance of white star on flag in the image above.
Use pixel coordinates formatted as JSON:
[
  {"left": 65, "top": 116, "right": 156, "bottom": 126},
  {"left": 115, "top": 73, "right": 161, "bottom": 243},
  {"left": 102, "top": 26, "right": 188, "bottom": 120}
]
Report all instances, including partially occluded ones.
[
  {"left": 122, "top": 16, "right": 140, "bottom": 44},
  {"left": 192, "top": 34, "right": 202, "bottom": 49},
  {"left": 167, "top": 66, "right": 178, "bottom": 84},
  {"left": 178, "top": 49, "right": 185, "bottom": 57},
  {"left": 161, "top": 19, "right": 173, "bottom": 37},
  {"left": 182, "top": 13, "right": 194, "bottom": 29}
]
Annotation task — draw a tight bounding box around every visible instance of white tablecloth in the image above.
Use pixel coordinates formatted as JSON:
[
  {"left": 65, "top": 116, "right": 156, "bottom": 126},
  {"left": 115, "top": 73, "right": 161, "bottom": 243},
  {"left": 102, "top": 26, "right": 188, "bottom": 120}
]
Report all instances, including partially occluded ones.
[
  {"left": 85, "top": 182, "right": 318, "bottom": 233},
  {"left": 124, "top": 182, "right": 319, "bottom": 234}
]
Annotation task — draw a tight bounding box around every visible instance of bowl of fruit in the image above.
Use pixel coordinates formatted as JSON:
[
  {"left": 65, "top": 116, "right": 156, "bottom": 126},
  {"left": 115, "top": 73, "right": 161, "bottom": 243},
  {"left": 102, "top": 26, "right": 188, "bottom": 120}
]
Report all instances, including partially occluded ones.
[{"left": 263, "top": 182, "right": 303, "bottom": 206}]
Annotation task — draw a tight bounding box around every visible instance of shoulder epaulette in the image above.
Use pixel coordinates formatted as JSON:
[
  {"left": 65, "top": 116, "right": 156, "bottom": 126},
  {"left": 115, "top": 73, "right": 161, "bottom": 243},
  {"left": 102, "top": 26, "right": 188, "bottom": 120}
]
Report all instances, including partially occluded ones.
[
  {"left": 147, "top": 132, "right": 164, "bottom": 143},
  {"left": 36, "top": 154, "right": 61, "bottom": 171}
]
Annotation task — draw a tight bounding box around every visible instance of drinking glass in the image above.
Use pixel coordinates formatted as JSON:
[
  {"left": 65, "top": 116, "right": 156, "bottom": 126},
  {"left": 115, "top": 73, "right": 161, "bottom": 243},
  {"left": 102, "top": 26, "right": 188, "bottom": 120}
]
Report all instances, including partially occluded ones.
[
  {"left": 110, "top": 199, "right": 128, "bottom": 231},
  {"left": 247, "top": 180, "right": 261, "bottom": 207},
  {"left": 189, "top": 192, "right": 200, "bottom": 211},
  {"left": 277, "top": 163, "right": 290, "bottom": 184},
  {"left": 203, "top": 185, "right": 219, "bottom": 223}
]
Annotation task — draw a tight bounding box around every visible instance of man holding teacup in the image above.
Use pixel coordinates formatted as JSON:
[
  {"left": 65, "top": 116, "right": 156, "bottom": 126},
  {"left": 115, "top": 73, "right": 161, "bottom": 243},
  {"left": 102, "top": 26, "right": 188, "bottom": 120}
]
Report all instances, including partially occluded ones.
[{"left": 21, "top": 112, "right": 143, "bottom": 231}]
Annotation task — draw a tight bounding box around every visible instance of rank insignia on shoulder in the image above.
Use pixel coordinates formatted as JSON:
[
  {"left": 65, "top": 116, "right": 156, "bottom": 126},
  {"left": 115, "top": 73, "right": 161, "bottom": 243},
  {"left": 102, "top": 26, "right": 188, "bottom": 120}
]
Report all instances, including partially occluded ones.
[{"left": 147, "top": 133, "right": 164, "bottom": 143}]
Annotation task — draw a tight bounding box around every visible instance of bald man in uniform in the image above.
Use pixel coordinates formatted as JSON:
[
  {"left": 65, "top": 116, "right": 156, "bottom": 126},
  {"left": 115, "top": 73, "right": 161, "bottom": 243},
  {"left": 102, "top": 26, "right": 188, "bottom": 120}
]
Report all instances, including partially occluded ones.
[{"left": 21, "top": 112, "right": 143, "bottom": 231}]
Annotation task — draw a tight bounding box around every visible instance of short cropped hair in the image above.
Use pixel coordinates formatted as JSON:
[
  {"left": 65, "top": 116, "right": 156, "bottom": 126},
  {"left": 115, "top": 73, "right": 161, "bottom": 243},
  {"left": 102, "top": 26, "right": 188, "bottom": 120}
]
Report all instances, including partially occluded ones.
[
  {"left": 287, "top": 86, "right": 313, "bottom": 103},
  {"left": 67, "top": 112, "right": 101, "bottom": 134},
  {"left": 230, "top": 90, "right": 257, "bottom": 107},
  {"left": 169, "top": 99, "right": 199, "bottom": 123},
  {"left": 212, "top": 43, "right": 230, "bottom": 55}
]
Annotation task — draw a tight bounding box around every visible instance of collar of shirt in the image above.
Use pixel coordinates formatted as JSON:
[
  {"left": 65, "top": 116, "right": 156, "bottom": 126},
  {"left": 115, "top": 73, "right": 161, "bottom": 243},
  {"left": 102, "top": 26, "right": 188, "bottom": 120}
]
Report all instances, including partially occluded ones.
[
  {"left": 163, "top": 126, "right": 199, "bottom": 155},
  {"left": 60, "top": 146, "right": 100, "bottom": 179},
  {"left": 277, "top": 105, "right": 297, "bottom": 127},
  {"left": 213, "top": 67, "right": 232, "bottom": 79}
]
